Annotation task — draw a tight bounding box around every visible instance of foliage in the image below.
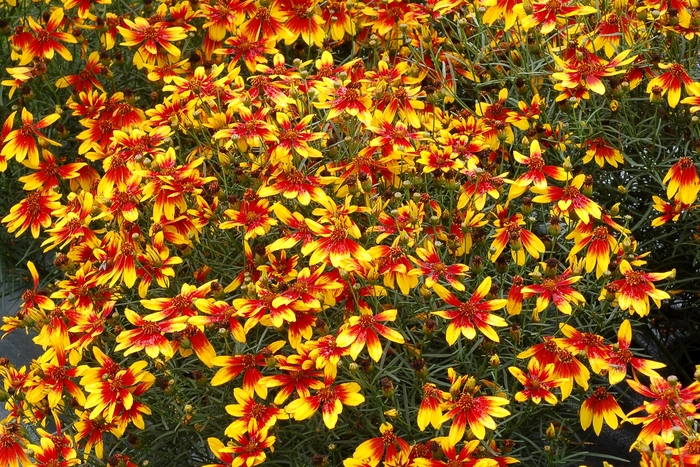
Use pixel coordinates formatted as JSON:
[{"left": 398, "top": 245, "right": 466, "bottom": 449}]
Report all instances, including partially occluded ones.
[{"left": 1, "top": 0, "right": 700, "bottom": 466}]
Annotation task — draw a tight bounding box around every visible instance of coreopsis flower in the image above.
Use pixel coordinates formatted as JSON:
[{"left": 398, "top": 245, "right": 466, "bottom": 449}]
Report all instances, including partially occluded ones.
[
  {"left": 192, "top": 298, "right": 246, "bottom": 343},
  {"left": 520, "top": 0, "right": 597, "bottom": 34},
  {"left": 220, "top": 199, "right": 277, "bottom": 240},
  {"left": 458, "top": 170, "right": 508, "bottom": 211},
  {"left": 55, "top": 51, "right": 105, "bottom": 93},
  {"left": 481, "top": 0, "right": 525, "bottom": 29},
  {"left": 26, "top": 349, "right": 85, "bottom": 409},
  {"left": 410, "top": 240, "right": 470, "bottom": 291},
  {"left": 80, "top": 348, "right": 154, "bottom": 422},
  {"left": 302, "top": 216, "right": 373, "bottom": 268},
  {"left": 367, "top": 110, "right": 421, "bottom": 157},
  {"left": 353, "top": 422, "right": 410, "bottom": 465},
  {"left": 580, "top": 387, "right": 626, "bottom": 435},
  {"left": 27, "top": 436, "right": 80, "bottom": 467},
  {"left": 489, "top": 206, "right": 546, "bottom": 266},
  {"left": 552, "top": 347, "right": 590, "bottom": 400},
  {"left": 284, "top": 380, "right": 365, "bottom": 429},
  {"left": 417, "top": 144, "right": 465, "bottom": 174},
  {"left": 509, "top": 358, "right": 561, "bottom": 405},
  {"left": 2, "top": 189, "right": 61, "bottom": 239},
  {"left": 315, "top": 79, "right": 373, "bottom": 126},
  {"left": 307, "top": 335, "right": 349, "bottom": 380},
  {"left": 225, "top": 388, "right": 288, "bottom": 437},
  {"left": 270, "top": 112, "right": 325, "bottom": 162},
  {"left": 506, "top": 276, "right": 525, "bottom": 316},
  {"left": 521, "top": 266, "right": 585, "bottom": 316},
  {"left": 441, "top": 377, "right": 511, "bottom": 442},
  {"left": 1, "top": 109, "right": 61, "bottom": 167},
  {"left": 651, "top": 195, "right": 689, "bottom": 226},
  {"left": 607, "top": 260, "right": 673, "bottom": 317},
  {"left": 0, "top": 422, "right": 30, "bottom": 467},
  {"left": 199, "top": 0, "right": 251, "bottom": 41},
  {"left": 278, "top": 0, "right": 325, "bottom": 46},
  {"left": 19, "top": 8, "right": 77, "bottom": 65},
  {"left": 74, "top": 409, "right": 119, "bottom": 459},
  {"left": 118, "top": 17, "right": 187, "bottom": 68},
  {"left": 17, "top": 261, "right": 55, "bottom": 317},
  {"left": 530, "top": 174, "right": 602, "bottom": 223},
  {"left": 417, "top": 383, "right": 449, "bottom": 430},
  {"left": 225, "top": 426, "right": 277, "bottom": 467},
  {"left": 626, "top": 376, "right": 700, "bottom": 445},
  {"left": 258, "top": 167, "right": 328, "bottom": 206},
  {"left": 558, "top": 324, "right": 609, "bottom": 374},
  {"left": 369, "top": 243, "right": 416, "bottom": 294},
  {"left": 133, "top": 233, "right": 182, "bottom": 298},
  {"left": 260, "top": 350, "right": 325, "bottom": 404},
  {"left": 215, "top": 31, "right": 277, "bottom": 72},
  {"left": 335, "top": 306, "right": 405, "bottom": 362},
  {"left": 240, "top": 0, "right": 288, "bottom": 40},
  {"left": 663, "top": 156, "right": 700, "bottom": 205},
  {"left": 19, "top": 150, "right": 86, "bottom": 193},
  {"left": 362, "top": 0, "right": 425, "bottom": 38},
  {"left": 606, "top": 320, "right": 665, "bottom": 385},
  {"left": 552, "top": 49, "right": 636, "bottom": 96},
  {"left": 214, "top": 106, "right": 277, "bottom": 151},
  {"left": 321, "top": 0, "right": 355, "bottom": 39},
  {"left": 209, "top": 341, "right": 285, "bottom": 397},
  {"left": 431, "top": 277, "right": 508, "bottom": 344},
  {"left": 508, "top": 139, "right": 568, "bottom": 200},
  {"left": 567, "top": 221, "right": 619, "bottom": 278},
  {"left": 114, "top": 308, "right": 187, "bottom": 359},
  {"left": 646, "top": 63, "right": 700, "bottom": 108},
  {"left": 582, "top": 138, "right": 624, "bottom": 168}
]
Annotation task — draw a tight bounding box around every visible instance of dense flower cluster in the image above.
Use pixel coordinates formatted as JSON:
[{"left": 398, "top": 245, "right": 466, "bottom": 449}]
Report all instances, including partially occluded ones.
[{"left": 1, "top": 0, "right": 700, "bottom": 466}]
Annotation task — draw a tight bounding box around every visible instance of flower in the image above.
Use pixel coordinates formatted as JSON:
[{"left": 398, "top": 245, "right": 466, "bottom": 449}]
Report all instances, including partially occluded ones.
[
  {"left": 19, "top": 8, "right": 77, "bottom": 65},
  {"left": 1, "top": 108, "right": 61, "bottom": 166},
  {"left": 580, "top": 387, "right": 626, "bottom": 435},
  {"left": 284, "top": 381, "right": 365, "bottom": 429},
  {"left": 646, "top": 63, "right": 700, "bottom": 108},
  {"left": 209, "top": 341, "right": 285, "bottom": 397},
  {"left": 441, "top": 377, "right": 510, "bottom": 442},
  {"left": 335, "top": 306, "right": 405, "bottom": 362},
  {"left": 558, "top": 324, "right": 609, "bottom": 374},
  {"left": 489, "top": 205, "right": 546, "bottom": 266},
  {"left": 605, "top": 320, "right": 665, "bottom": 385},
  {"left": 431, "top": 278, "right": 508, "bottom": 344},
  {"left": 260, "top": 350, "right": 325, "bottom": 405},
  {"left": 582, "top": 138, "right": 625, "bottom": 168},
  {"left": 410, "top": 240, "right": 470, "bottom": 291},
  {"left": 521, "top": 267, "right": 585, "bottom": 316},
  {"left": 302, "top": 217, "right": 373, "bottom": 268},
  {"left": 224, "top": 388, "right": 288, "bottom": 437},
  {"left": 0, "top": 423, "right": 30, "bottom": 467},
  {"left": 352, "top": 422, "right": 410, "bottom": 465},
  {"left": 508, "top": 139, "right": 568, "bottom": 200},
  {"left": 509, "top": 358, "right": 561, "bottom": 405},
  {"left": 118, "top": 16, "right": 187, "bottom": 68},
  {"left": 114, "top": 308, "right": 187, "bottom": 359},
  {"left": 607, "top": 260, "right": 673, "bottom": 317},
  {"left": 417, "top": 383, "right": 449, "bottom": 430},
  {"left": 520, "top": 0, "right": 597, "bottom": 34},
  {"left": 80, "top": 348, "right": 155, "bottom": 423},
  {"left": 224, "top": 426, "right": 277, "bottom": 467},
  {"left": 19, "top": 150, "right": 86, "bottom": 192},
  {"left": 220, "top": 199, "right": 278, "bottom": 240},
  {"left": 663, "top": 156, "right": 700, "bottom": 205},
  {"left": 530, "top": 174, "right": 602, "bottom": 223}
]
